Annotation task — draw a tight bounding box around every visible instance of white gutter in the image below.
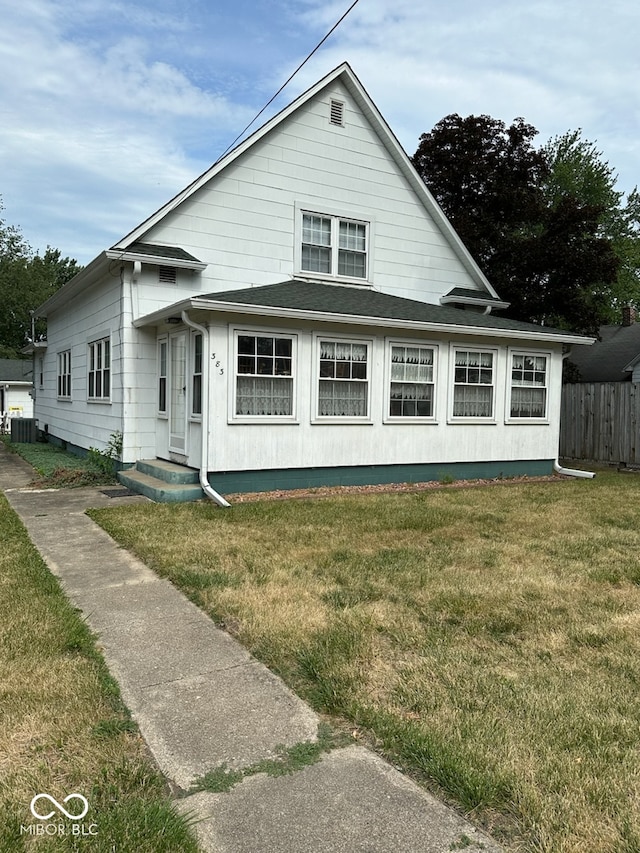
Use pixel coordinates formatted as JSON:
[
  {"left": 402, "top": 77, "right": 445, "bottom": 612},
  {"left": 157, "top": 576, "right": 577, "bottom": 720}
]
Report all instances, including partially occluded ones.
[
  {"left": 554, "top": 460, "right": 595, "bottom": 479},
  {"left": 181, "top": 310, "right": 231, "bottom": 508}
]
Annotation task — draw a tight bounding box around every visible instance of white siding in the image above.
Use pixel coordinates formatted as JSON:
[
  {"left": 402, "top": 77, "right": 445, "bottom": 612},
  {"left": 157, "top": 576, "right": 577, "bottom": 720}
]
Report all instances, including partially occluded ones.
[
  {"left": 36, "top": 274, "right": 124, "bottom": 454},
  {"left": 133, "top": 80, "right": 480, "bottom": 316},
  {"left": 203, "top": 318, "right": 563, "bottom": 474}
]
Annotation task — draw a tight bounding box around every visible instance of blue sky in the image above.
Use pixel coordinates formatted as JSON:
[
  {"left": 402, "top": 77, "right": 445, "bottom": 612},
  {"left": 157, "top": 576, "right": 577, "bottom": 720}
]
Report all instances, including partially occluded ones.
[{"left": 1, "top": 0, "right": 638, "bottom": 265}]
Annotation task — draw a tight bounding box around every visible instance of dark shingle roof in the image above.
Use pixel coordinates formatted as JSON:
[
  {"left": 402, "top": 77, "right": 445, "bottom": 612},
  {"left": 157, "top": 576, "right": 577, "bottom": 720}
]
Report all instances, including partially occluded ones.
[
  {"left": 199, "top": 280, "right": 580, "bottom": 338},
  {"left": 567, "top": 324, "right": 640, "bottom": 381},
  {"left": 441, "top": 286, "right": 505, "bottom": 305},
  {"left": 0, "top": 358, "right": 32, "bottom": 381},
  {"left": 127, "top": 242, "right": 203, "bottom": 263}
]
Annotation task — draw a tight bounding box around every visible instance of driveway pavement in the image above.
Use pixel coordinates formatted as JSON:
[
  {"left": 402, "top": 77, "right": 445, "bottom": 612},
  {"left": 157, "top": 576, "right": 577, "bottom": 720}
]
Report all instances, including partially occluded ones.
[{"left": 0, "top": 442, "right": 503, "bottom": 852}]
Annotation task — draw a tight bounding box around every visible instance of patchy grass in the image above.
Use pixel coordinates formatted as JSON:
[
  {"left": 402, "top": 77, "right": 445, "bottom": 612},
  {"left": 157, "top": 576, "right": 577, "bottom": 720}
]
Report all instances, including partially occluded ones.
[
  {"left": 0, "top": 436, "right": 117, "bottom": 486},
  {"left": 90, "top": 470, "right": 640, "bottom": 853},
  {"left": 0, "top": 493, "right": 198, "bottom": 851}
]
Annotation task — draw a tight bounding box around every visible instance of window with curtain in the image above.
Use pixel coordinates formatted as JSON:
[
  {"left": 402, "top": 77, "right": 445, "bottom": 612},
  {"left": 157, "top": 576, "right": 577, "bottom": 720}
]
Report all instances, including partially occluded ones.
[
  {"left": 318, "top": 339, "right": 369, "bottom": 417},
  {"left": 88, "top": 338, "right": 110, "bottom": 400},
  {"left": 452, "top": 349, "right": 494, "bottom": 418},
  {"left": 301, "top": 212, "right": 368, "bottom": 279},
  {"left": 389, "top": 344, "right": 435, "bottom": 418},
  {"left": 509, "top": 353, "right": 548, "bottom": 418},
  {"left": 235, "top": 333, "right": 294, "bottom": 417}
]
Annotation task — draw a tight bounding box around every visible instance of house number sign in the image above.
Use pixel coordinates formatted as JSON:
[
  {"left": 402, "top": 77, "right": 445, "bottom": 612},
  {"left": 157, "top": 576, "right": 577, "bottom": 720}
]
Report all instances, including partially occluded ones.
[{"left": 211, "top": 353, "right": 224, "bottom": 375}]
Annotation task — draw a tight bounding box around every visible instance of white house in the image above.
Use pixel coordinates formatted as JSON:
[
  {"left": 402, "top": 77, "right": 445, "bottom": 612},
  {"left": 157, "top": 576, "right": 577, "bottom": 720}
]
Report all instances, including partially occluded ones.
[
  {"left": 34, "top": 63, "right": 591, "bottom": 503},
  {"left": 0, "top": 358, "right": 34, "bottom": 432}
]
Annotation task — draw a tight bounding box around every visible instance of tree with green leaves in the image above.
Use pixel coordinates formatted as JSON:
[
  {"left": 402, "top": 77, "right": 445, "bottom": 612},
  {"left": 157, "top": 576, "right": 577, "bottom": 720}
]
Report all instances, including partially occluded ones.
[
  {"left": 0, "top": 201, "right": 82, "bottom": 357},
  {"left": 412, "top": 117, "right": 624, "bottom": 334}
]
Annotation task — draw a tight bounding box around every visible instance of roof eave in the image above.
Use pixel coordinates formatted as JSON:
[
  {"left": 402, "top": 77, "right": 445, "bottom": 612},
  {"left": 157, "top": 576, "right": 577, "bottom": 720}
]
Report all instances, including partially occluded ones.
[
  {"left": 134, "top": 296, "right": 592, "bottom": 345},
  {"left": 105, "top": 249, "right": 207, "bottom": 271},
  {"left": 34, "top": 253, "right": 111, "bottom": 317}
]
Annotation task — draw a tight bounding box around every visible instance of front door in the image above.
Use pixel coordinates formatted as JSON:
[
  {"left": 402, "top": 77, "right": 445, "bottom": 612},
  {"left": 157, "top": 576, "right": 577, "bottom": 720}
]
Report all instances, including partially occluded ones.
[{"left": 169, "top": 331, "right": 187, "bottom": 454}]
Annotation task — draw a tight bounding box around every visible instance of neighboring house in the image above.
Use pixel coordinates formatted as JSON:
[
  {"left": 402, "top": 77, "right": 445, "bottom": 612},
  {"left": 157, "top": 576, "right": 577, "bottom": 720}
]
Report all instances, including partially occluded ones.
[
  {"left": 566, "top": 306, "right": 640, "bottom": 382},
  {"left": 33, "top": 63, "right": 590, "bottom": 501},
  {"left": 0, "top": 358, "right": 33, "bottom": 432}
]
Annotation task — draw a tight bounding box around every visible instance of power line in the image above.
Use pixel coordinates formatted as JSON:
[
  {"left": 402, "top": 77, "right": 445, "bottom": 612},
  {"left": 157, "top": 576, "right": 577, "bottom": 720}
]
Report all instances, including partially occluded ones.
[{"left": 215, "top": 0, "right": 362, "bottom": 163}]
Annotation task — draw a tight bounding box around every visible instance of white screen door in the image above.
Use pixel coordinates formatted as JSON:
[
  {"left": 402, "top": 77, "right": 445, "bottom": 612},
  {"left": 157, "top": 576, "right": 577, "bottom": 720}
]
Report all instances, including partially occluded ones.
[{"left": 169, "top": 332, "right": 187, "bottom": 453}]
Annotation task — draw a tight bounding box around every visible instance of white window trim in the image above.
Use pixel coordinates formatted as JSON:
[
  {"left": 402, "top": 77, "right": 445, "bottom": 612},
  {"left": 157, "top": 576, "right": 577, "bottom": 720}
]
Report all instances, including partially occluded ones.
[
  {"left": 294, "top": 202, "right": 374, "bottom": 285},
  {"left": 189, "top": 331, "right": 203, "bottom": 422},
  {"left": 448, "top": 344, "right": 498, "bottom": 423},
  {"left": 312, "top": 333, "right": 373, "bottom": 424},
  {"left": 505, "top": 348, "right": 551, "bottom": 424},
  {"left": 57, "top": 350, "right": 71, "bottom": 400},
  {"left": 229, "top": 327, "right": 298, "bottom": 424},
  {"left": 384, "top": 338, "right": 439, "bottom": 423},
  {"left": 157, "top": 336, "right": 168, "bottom": 418},
  {"left": 87, "top": 336, "right": 111, "bottom": 403}
]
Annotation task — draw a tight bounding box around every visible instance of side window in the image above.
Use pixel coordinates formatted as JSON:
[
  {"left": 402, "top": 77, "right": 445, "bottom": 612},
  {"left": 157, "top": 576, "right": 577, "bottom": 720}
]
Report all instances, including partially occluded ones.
[
  {"left": 88, "top": 338, "right": 110, "bottom": 401},
  {"left": 192, "top": 333, "right": 203, "bottom": 416},
  {"left": 57, "top": 350, "right": 71, "bottom": 399},
  {"left": 158, "top": 339, "right": 167, "bottom": 415}
]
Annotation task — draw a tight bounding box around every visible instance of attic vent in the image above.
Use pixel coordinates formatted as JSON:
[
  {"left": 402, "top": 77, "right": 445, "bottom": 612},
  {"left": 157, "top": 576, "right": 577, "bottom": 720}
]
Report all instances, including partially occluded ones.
[
  {"left": 159, "top": 266, "right": 177, "bottom": 284},
  {"left": 330, "top": 99, "right": 344, "bottom": 126}
]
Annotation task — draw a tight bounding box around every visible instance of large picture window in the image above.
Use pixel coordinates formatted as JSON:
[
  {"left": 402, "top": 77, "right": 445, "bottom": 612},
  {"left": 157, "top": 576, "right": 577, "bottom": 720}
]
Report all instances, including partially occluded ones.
[
  {"left": 57, "top": 350, "right": 71, "bottom": 399},
  {"left": 301, "top": 212, "right": 368, "bottom": 280},
  {"left": 509, "top": 353, "right": 548, "bottom": 419},
  {"left": 235, "top": 333, "right": 294, "bottom": 418},
  {"left": 389, "top": 344, "right": 435, "bottom": 418},
  {"left": 317, "top": 339, "right": 369, "bottom": 418},
  {"left": 452, "top": 349, "right": 495, "bottom": 419},
  {"left": 88, "top": 338, "right": 110, "bottom": 400}
]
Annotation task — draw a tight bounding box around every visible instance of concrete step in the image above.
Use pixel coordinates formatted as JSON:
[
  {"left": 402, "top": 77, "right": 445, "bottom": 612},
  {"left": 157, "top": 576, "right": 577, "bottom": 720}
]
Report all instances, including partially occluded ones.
[
  {"left": 118, "top": 467, "right": 204, "bottom": 503},
  {"left": 136, "top": 458, "right": 201, "bottom": 485}
]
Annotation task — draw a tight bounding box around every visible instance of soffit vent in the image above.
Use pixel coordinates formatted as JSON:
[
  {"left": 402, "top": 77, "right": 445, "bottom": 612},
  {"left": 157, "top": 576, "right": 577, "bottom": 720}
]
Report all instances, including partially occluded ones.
[
  {"left": 159, "top": 266, "right": 177, "bottom": 284},
  {"left": 330, "top": 99, "right": 344, "bottom": 126}
]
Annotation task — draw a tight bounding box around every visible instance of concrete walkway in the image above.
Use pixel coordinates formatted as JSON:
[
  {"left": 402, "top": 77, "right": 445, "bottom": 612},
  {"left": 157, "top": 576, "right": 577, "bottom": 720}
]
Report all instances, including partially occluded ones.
[{"left": 1, "top": 443, "right": 503, "bottom": 853}]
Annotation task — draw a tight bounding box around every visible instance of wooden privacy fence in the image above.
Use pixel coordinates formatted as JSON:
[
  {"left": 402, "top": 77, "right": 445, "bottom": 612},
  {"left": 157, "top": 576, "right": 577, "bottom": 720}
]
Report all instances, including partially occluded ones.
[{"left": 560, "top": 382, "right": 640, "bottom": 465}]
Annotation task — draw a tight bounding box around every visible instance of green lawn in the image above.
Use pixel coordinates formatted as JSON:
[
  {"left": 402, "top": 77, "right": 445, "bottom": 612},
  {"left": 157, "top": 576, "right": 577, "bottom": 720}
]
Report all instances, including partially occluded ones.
[
  {"left": 0, "top": 494, "right": 198, "bottom": 852},
  {"left": 0, "top": 436, "right": 117, "bottom": 486},
  {"left": 90, "top": 470, "right": 640, "bottom": 853}
]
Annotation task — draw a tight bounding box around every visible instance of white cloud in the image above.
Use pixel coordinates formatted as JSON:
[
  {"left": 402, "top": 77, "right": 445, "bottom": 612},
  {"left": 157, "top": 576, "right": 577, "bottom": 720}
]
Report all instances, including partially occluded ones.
[{"left": 1, "top": 0, "right": 638, "bottom": 265}]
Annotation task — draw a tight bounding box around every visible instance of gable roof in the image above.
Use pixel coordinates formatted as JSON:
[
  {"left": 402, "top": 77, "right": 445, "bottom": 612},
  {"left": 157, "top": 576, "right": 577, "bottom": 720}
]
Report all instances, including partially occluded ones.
[
  {"left": 567, "top": 323, "right": 640, "bottom": 381},
  {"left": 112, "top": 62, "right": 500, "bottom": 301},
  {"left": 136, "top": 279, "right": 591, "bottom": 345}
]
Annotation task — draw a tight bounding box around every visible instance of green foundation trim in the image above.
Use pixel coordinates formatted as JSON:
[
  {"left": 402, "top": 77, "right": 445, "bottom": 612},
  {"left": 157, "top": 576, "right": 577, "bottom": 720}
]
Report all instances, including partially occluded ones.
[{"left": 209, "top": 459, "right": 554, "bottom": 495}]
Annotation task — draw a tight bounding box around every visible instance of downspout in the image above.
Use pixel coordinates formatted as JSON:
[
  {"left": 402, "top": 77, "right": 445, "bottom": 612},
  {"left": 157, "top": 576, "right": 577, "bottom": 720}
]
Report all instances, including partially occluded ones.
[
  {"left": 557, "top": 351, "right": 595, "bottom": 479},
  {"left": 181, "top": 310, "right": 231, "bottom": 507}
]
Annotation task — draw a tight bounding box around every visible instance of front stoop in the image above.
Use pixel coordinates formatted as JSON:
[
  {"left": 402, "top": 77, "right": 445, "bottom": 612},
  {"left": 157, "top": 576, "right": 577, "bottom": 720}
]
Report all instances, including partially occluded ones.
[{"left": 118, "top": 459, "right": 205, "bottom": 503}]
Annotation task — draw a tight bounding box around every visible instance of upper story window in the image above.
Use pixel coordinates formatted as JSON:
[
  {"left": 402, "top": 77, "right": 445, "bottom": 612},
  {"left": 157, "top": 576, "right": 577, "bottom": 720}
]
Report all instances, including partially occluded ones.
[
  {"left": 88, "top": 337, "right": 110, "bottom": 401},
  {"left": 301, "top": 212, "right": 368, "bottom": 280},
  {"left": 509, "top": 352, "right": 548, "bottom": 420}
]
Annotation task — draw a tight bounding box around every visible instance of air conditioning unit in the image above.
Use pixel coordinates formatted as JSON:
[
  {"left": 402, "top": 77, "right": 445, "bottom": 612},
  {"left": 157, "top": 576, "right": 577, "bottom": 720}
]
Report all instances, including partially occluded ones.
[{"left": 11, "top": 418, "right": 38, "bottom": 443}]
